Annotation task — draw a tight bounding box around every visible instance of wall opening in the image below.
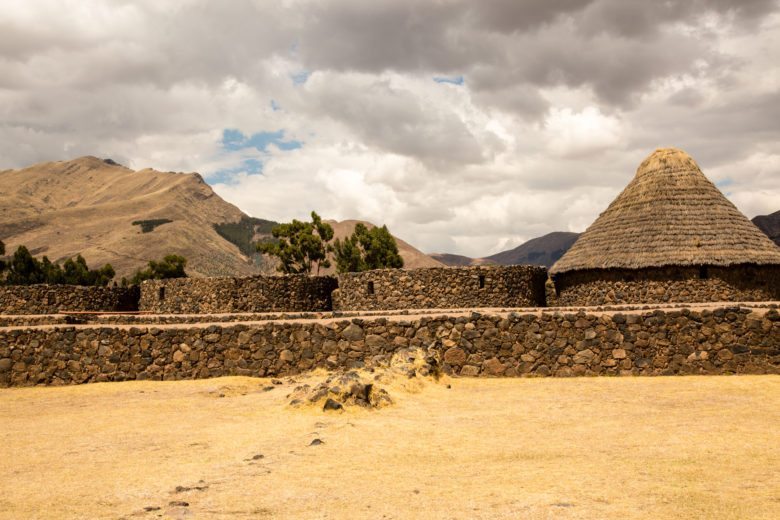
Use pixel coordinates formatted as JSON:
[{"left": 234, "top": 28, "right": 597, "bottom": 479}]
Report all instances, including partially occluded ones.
[
  {"left": 367, "top": 281, "right": 375, "bottom": 295},
  {"left": 699, "top": 265, "right": 709, "bottom": 279},
  {"left": 158, "top": 286, "right": 166, "bottom": 301},
  {"left": 47, "top": 293, "right": 56, "bottom": 306},
  {"left": 478, "top": 275, "right": 486, "bottom": 289}
]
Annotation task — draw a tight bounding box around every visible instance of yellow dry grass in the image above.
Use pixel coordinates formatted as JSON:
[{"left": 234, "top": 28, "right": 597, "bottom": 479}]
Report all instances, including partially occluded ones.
[{"left": 1, "top": 375, "right": 779, "bottom": 519}]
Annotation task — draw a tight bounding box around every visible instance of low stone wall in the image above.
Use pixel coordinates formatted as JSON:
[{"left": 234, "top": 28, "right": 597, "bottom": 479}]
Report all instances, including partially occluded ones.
[
  {"left": 551, "top": 265, "right": 780, "bottom": 306},
  {"left": 2, "top": 306, "right": 777, "bottom": 386},
  {"left": 333, "top": 266, "right": 548, "bottom": 311},
  {"left": 139, "top": 275, "right": 338, "bottom": 314},
  {"left": 0, "top": 285, "right": 139, "bottom": 315}
]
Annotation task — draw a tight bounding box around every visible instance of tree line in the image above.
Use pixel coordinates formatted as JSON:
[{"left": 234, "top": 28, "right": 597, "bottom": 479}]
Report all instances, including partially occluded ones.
[
  {"left": 0, "top": 211, "right": 402, "bottom": 285},
  {"left": 0, "top": 239, "right": 186, "bottom": 286},
  {"left": 257, "top": 211, "right": 404, "bottom": 274}
]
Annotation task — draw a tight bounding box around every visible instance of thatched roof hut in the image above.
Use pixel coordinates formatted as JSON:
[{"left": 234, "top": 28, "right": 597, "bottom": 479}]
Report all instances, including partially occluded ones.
[{"left": 550, "top": 147, "right": 780, "bottom": 275}]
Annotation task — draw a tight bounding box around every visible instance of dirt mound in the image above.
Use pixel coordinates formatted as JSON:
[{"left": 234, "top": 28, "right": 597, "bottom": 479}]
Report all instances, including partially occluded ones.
[{"left": 287, "top": 347, "right": 444, "bottom": 411}]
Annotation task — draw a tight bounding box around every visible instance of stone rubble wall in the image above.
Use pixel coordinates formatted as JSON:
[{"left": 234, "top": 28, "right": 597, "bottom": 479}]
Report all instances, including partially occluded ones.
[
  {"left": 0, "top": 285, "right": 139, "bottom": 315},
  {"left": 551, "top": 265, "right": 780, "bottom": 307},
  {"left": 139, "top": 275, "right": 338, "bottom": 314},
  {"left": 333, "top": 266, "right": 548, "bottom": 311},
  {"left": 2, "top": 306, "right": 777, "bottom": 387}
]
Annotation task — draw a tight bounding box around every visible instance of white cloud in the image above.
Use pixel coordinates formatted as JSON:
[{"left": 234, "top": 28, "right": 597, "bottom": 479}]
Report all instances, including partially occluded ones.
[{"left": 542, "top": 106, "right": 624, "bottom": 158}]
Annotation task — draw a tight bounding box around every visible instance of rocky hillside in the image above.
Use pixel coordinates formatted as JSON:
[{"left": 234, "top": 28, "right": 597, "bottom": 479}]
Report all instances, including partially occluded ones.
[
  {"left": 752, "top": 210, "right": 780, "bottom": 246},
  {"left": 0, "top": 157, "right": 440, "bottom": 278},
  {"left": 433, "top": 231, "right": 580, "bottom": 268}
]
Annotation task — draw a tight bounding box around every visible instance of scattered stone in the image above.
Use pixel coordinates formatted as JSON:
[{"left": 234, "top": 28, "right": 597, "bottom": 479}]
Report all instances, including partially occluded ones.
[
  {"left": 323, "top": 398, "right": 343, "bottom": 411},
  {"left": 309, "top": 438, "right": 324, "bottom": 446},
  {"left": 169, "top": 501, "right": 189, "bottom": 507}
]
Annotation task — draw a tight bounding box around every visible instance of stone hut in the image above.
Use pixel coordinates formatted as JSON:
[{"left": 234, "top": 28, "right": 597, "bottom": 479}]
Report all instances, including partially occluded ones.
[{"left": 549, "top": 147, "right": 780, "bottom": 306}]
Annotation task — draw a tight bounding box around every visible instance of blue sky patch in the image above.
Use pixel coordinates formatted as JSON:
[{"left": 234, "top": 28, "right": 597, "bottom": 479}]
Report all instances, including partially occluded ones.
[
  {"left": 716, "top": 178, "right": 734, "bottom": 188},
  {"left": 221, "top": 128, "right": 302, "bottom": 153},
  {"left": 211, "top": 129, "right": 303, "bottom": 184},
  {"left": 433, "top": 75, "right": 464, "bottom": 86},
  {"left": 210, "top": 158, "right": 263, "bottom": 185},
  {"left": 291, "top": 70, "right": 311, "bottom": 85},
  {"left": 270, "top": 99, "right": 281, "bottom": 111}
]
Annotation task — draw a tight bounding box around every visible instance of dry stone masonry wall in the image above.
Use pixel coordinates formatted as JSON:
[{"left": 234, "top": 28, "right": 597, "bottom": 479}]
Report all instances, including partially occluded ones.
[
  {"left": 552, "top": 265, "right": 780, "bottom": 307},
  {"left": 139, "top": 275, "right": 338, "bottom": 313},
  {"left": 2, "top": 306, "right": 777, "bottom": 387},
  {"left": 333, "top": 266, "right": 548, "bottom": 311},
  {"left": 0, "top": 285, "right": 139, "bottom": 315}
]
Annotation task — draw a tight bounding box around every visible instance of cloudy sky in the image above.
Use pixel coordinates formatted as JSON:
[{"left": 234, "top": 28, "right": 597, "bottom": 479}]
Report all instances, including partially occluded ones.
[{"left": 2, "top": 0, "right": 779, "bottom": 257}]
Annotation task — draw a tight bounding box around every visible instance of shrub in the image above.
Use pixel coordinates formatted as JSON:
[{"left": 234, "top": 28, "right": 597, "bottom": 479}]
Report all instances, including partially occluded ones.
[{"left": 129, "top": 254, "right": 187, "bottom": 284}]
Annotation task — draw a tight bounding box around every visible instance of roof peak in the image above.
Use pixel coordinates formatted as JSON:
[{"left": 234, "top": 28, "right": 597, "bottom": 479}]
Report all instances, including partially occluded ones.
[{"left": 550, "top": 148, "right": 780, "bottom": 274}]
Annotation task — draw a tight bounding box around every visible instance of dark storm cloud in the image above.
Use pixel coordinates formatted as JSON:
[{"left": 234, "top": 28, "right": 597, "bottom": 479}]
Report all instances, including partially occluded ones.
[{"left": 296, "top": 0, "right": 779, "bottom": 106}]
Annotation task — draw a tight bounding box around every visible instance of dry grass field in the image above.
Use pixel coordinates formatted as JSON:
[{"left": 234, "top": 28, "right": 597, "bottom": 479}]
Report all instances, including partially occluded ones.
[{"left": 1, "top": 374, "right": 779, "bottom": 519}]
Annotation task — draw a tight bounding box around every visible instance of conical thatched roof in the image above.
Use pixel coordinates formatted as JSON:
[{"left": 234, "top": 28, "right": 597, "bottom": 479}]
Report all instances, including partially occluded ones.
[{"left": 550, "top": 147, "right": 780, "bottom": 274}]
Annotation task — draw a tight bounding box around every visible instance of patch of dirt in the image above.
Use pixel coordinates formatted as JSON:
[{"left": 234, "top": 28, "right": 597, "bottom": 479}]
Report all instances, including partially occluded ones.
[{"left": 287, "top": 347, "right": 445, "bottom": 411}]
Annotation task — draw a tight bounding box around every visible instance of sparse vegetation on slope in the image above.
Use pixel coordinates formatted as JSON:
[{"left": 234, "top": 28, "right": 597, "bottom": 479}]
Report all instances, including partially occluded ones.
[
  {"left": 132, "top": 219, "right": 173, "bottom": 233},
  {"left": 214, "top": 216, "right": 278, "bottom": 257}
]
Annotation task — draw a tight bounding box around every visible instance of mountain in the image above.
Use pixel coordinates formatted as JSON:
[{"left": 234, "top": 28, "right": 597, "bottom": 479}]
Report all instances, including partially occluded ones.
[
  {"left": 752, "top": 211, "right": 780, "bottom": 247},
  {"left": 485, "top": 231, "right": 580, "bottom": 267},
  {"left": 0, "top": 157, "right": 441, "bottom": 278},
  {"left": 433, "top": 231, "right": 580, "bottom": 268},
  {"left": 429, "top": 253, "right": 497, "bottom": 267},
  {"left": 324, "top": 220, "right": 444, "bottom": 272}
]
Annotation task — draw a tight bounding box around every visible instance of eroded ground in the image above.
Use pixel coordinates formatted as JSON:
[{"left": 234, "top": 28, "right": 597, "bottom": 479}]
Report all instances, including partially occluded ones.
[{"left": 1, "top": 375, "right": 779, "bottom": 519}]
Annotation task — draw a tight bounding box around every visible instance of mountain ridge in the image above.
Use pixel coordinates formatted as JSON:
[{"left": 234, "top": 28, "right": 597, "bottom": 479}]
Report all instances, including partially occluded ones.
[
  {"left": 0, "top": 157, "right": 439, "bottom": 278},
  {"left": 432, "top": 231, "right": 581, "bottom": 268},
  {"left": 752, "top": 211, "right": 780, "bottom": 247}
]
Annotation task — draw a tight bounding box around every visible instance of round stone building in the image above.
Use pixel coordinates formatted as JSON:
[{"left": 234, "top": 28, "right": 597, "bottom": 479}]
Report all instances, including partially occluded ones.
[{"left": 549, "top": 147, "right": 780, "bottom": 306}]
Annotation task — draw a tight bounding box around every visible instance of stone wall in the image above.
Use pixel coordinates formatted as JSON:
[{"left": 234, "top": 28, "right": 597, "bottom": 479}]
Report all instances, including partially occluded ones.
[
  {"left": 333, "top": 266, "right": 548, "bottom": 311},
  {"left": 2, "top": 306, "right": 777, "bottom": 386},
  {"left": 139, "top": 275, "right": 338, "bottom": 314},
  {"left": 551, "top": 265, "right": 780, "bottom": 307},
  {"left": 0, "top": 285, "right": 139, "bottom": 315}
]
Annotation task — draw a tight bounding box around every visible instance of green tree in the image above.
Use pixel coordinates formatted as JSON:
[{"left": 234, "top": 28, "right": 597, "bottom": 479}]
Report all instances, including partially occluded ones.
[
  {"left": 332, "top": 223, "right": 404, "bottom": 273},
  {"left": 62, "top": 255, "right": 115, "bottom": 286},
  {"left": 5, "top": 246, "right": 46, "bottom": 285},
  {"left": 257, "top": 211, "right": 334, "bottom": 275},
  {"left": 3, "top": 246, "right": 115, "bottom": 286},
  {"left": 129, "top": 254, "right": 187, "bottom": 284}
]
